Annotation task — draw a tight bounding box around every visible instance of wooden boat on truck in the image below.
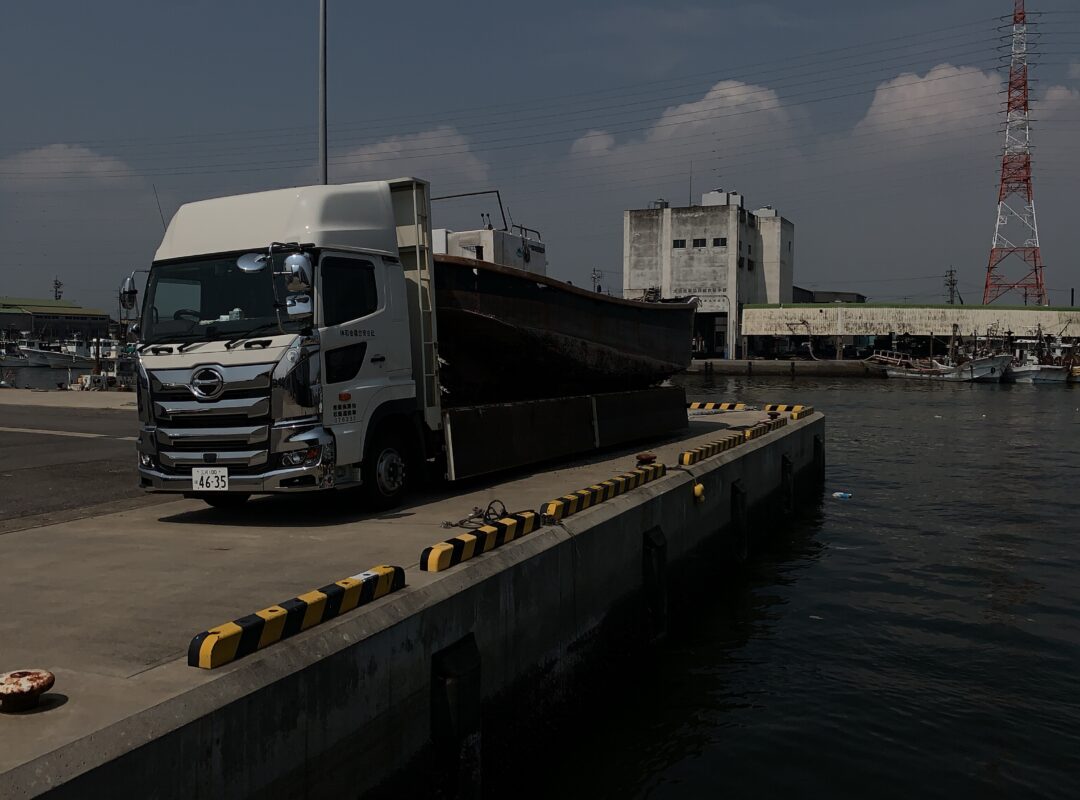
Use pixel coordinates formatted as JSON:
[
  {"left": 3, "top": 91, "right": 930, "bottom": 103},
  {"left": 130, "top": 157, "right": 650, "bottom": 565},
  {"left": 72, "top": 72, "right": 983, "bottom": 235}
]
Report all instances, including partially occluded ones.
[{"left": 433, "top": 254, "right": 696, "bottom": 406}]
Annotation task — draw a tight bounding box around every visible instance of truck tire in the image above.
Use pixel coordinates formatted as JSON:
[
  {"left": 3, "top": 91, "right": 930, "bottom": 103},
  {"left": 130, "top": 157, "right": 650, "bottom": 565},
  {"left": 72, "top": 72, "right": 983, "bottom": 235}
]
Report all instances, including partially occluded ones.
[
  {"left": 361, "top": 428, "right": 410, "bottom": 510},
  {"left": 201, "top": 493, "right": 251, "bottom": 510}
]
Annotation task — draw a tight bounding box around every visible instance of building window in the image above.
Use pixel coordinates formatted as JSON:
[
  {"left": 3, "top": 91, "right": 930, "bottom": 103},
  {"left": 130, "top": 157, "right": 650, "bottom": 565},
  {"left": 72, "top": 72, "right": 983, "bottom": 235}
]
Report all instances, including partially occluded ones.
[
  {"left": 713, "top": 237, "right": 726, "bottom": 247},
  {"left": 748, "top": 259, "right": 756, "bottom": 271},
  {"left": 788, "top": 241, "right": 792, "bottom": 253},
  {"left": 748, "top": 215, "right": 756, "bottom": 228},
  {"left": 738, "top": 256, "right": 744, "bottom": 268},
  {"left": 672, "top": 239, "right": 686, "bottom": 249},
  {"left": 748, "top": 244, "right": 752, "bottom": 255},
  {"left": 692, "top": 238, "right": 706, "bottom": 248}
]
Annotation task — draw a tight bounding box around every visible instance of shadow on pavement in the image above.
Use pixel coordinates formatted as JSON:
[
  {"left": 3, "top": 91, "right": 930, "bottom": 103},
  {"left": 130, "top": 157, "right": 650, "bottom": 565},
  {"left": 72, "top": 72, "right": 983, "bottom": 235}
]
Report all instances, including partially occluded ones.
[{"left": 155, "top": 419, "right": 728, "bottom": 528}]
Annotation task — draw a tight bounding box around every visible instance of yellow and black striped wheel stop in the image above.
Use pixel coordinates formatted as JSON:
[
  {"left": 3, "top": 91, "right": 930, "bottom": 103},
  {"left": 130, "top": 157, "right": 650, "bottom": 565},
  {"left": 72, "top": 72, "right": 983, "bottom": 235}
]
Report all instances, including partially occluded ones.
[
  {"left": 188, "top": 565, "right": 405, "bottom": 670},
  {"left": 688, "top": 401, "right": 746, "bottom": 411},
  {"left": 678, "top": 432, "right": 744, "bottom": 466},
  {"left": 542, "top": 463, "right": 667, "bottom": 522},
  {"left": 420, "top": 512, "right": 540, "bottom": 573}
]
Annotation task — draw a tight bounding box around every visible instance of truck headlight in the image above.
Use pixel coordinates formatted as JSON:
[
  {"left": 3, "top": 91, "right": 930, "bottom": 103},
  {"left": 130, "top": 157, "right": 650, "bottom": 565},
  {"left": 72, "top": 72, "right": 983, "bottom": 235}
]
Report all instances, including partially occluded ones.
[
  {"left": 282, "top": 446, "right": 321, "bottom": 467},
  {"left": 139, "top": 452, "right": 155, "bottom": 468}
]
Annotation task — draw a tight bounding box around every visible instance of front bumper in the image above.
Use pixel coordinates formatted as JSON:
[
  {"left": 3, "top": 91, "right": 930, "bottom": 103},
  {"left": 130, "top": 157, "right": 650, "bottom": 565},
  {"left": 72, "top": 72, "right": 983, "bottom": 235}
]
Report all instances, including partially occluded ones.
[
  {"left": 139, "top": 460, "right": 333, "bottom": 493},
  {"left": 138, "top": 425, "right": 336, "bottom": 494}
]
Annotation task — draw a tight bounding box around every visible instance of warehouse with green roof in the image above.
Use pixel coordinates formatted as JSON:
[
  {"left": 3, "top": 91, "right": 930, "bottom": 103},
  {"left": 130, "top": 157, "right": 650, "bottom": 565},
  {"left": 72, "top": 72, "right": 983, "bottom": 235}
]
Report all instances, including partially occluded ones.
[{"left": 0, "top": 296, "right": 111, "bottom": 340}]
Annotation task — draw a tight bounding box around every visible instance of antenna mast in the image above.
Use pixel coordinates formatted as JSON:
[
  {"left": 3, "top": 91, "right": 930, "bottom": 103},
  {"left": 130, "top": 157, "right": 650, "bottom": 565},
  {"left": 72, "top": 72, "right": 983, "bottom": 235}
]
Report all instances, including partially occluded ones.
[{"left": 983, "top": 0, "right": 1047, "bottom": 306}]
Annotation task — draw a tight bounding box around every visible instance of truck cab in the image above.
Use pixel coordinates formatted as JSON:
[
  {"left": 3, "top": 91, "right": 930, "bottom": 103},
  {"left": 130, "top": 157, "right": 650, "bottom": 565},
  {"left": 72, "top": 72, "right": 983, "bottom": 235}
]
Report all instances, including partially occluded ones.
[{"left": 126, "top": 179, "right": 439, "bottom": 509}]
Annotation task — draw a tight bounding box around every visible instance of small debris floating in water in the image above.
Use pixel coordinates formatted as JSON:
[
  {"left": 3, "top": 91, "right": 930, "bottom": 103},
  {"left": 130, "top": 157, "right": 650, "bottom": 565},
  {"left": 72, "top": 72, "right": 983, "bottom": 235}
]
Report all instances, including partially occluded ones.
[{"left": 832, "top": 491, "right": 853, "bottom": 500}]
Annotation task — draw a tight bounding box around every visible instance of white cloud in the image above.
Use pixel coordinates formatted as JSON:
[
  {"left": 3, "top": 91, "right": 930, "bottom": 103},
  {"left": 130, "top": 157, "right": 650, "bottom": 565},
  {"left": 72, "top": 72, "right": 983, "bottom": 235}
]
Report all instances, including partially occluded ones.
[
  {"left": 332, "top": 126, "right": 489, "bottom": 186},
  {"left": 850, "top": 64, "right": 1002, "bottom": 156},
  {"left": 0, "top": 143, "right": 136, "bottom": 184},
  {"left": 567, "top": 79, "right": 798, "bottom": 188},
  {"left": 570, "top": 130, "right": 617, "bottom": 156},
  {"left": 0, "top": 145, "right": 154, "bottom": 311},
  {"left": 1038, "top": 84, "right": 1080, "bottom": 115}
]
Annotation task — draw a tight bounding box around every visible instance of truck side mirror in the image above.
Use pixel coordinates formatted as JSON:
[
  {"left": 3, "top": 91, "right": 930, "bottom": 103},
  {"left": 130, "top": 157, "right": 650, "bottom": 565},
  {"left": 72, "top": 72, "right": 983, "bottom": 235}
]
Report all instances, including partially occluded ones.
[
  {"left": 119, "top": 275, "right": 138, "bottom": 310},
  {"left": 237, "top": 252, "right": 269, "bottom": 273},
  {"left": 286, "top": 294, "right": 313, "bottom": 319},
  {"left": 284, "top": 253, "right": 313, "bottom": 292}
]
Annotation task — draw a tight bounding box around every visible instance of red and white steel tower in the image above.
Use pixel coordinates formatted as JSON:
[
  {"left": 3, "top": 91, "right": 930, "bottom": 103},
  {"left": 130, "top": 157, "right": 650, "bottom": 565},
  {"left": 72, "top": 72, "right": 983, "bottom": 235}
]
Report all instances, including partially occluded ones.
[{"left": 983, "top": 0, "right": 1047, "bottom": 306}]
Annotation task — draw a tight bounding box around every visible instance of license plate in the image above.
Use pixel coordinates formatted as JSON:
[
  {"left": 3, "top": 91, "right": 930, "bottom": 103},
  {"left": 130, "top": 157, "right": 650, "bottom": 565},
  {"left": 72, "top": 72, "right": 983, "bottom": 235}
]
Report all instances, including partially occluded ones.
[{"left": 191, "top": 467, "right": 229, "bottom": 491}]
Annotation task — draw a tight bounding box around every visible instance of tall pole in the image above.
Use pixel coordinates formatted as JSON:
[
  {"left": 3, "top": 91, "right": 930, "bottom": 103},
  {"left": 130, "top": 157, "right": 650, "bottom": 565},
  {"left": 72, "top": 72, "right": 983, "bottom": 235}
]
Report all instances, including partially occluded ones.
[
  {"left": 724, "top": 295, "right": 736, "bottom": 360},
  {"left": 318, "top": 0, "right": 327, "bottom": 185}
]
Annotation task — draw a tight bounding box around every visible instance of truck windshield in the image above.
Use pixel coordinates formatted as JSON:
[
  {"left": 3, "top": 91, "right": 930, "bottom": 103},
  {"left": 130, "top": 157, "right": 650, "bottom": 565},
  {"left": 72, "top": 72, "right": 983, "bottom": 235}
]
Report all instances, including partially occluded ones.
[{"left": 140, "top": 254, "right": 305, "bottom": 344}]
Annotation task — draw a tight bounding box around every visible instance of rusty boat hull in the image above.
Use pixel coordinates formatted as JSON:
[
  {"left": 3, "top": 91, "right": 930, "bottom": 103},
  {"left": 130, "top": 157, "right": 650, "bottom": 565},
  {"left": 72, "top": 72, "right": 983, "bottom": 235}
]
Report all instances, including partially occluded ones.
[{"left": 433, "top": 255, "right": 695, "bottom": 406}]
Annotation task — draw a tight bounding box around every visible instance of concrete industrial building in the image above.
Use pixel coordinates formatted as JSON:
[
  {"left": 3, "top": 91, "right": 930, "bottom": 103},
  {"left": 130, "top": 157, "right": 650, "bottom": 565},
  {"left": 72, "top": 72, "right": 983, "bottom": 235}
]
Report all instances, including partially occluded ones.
[
  {"left": 742, "top": 303, "right": 1080, "bottom": 339},
  {"left": 740, "top": 302, "right": 1080, "bottom": 358},
  {"left": 623, "top": 190, "right": 794, "bottom": 358}
]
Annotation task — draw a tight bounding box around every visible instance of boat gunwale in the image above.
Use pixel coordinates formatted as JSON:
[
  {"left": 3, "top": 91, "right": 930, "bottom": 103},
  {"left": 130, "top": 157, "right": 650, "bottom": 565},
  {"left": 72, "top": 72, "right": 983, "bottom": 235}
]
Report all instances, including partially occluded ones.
[{"left": 433, "top": 254, "right": 696, "bottom": 314}]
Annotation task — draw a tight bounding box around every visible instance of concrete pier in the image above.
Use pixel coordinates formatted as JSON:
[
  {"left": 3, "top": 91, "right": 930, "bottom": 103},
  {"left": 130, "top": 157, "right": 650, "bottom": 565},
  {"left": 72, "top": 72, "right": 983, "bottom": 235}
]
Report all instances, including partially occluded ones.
[
  {"left": 0, "top": 407, "right": 824, "bottom": 798},
  {"left": 692, "top": 358, "right": 883, "bottom": 378}
]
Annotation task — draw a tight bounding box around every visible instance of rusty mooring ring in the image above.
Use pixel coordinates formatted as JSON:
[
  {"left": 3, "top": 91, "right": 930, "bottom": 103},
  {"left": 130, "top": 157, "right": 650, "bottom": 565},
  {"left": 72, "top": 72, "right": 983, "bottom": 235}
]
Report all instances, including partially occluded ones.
[{"left": 0, "top": 669, "right": 56, "bottom": 712}]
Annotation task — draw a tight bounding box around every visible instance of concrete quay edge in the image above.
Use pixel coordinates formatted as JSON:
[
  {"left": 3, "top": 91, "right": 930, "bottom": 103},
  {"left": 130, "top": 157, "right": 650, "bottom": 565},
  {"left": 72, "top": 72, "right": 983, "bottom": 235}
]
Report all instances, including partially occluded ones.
[{"left": 1, "top": 412, "right": 824, "bottom": 799}]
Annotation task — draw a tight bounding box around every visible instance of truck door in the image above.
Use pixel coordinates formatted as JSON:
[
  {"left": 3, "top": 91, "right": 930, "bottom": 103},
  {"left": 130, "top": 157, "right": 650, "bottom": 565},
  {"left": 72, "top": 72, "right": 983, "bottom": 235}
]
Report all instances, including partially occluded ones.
[{"left": 317, "top": 252, "right": 408, "bottom": 466}]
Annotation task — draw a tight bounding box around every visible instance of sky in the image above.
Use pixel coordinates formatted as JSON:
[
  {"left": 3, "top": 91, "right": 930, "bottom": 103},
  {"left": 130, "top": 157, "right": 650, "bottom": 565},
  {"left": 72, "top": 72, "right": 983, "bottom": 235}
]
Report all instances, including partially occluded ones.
[{"left": 1, "top": 0, "right": 1078, "bottom": 315}]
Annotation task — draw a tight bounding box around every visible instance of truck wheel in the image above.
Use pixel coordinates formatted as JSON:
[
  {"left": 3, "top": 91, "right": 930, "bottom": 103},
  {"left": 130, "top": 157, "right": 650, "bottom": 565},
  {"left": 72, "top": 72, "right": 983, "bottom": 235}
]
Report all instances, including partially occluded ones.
[
  {"left": 202, "top": 493, "right": 251, "bottom": 510},
  {"left": 361, "top": 428, "right": 410, "bottom": 510}
]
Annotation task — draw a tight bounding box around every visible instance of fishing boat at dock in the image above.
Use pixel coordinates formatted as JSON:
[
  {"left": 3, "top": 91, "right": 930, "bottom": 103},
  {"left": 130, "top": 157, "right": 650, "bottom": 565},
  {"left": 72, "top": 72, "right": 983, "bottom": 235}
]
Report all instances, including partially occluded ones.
[
  {"left": 1008, "top": 358, "right": 1070, "bottom": 384},
  {"left": 867, "top": 350, "right": 1011, "bottom": 382},
  {"left": 1002, "top": 327, "right": 1077, "bottom": 384}
]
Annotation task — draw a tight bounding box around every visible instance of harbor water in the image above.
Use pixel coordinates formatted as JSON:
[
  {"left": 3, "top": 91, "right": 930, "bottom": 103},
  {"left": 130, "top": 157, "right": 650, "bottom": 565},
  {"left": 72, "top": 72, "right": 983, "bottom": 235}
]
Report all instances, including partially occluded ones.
[{"left": 525, "top": 377, "right": 1080, "bottom": 798}]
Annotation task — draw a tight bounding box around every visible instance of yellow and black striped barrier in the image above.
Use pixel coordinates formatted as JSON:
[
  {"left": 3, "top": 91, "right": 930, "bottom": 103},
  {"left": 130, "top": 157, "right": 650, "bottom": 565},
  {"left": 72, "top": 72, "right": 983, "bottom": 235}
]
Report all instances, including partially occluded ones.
[
  {"left": 764, "top": 404, "right": 805, "bottom": 413},
  {"left": 790, "top": 405, "right": 815, "bottom": 420},
  {"left": 763, "top": 416, "right": 788, "bottom": 432},
  {"left": 678, "top": 432, "right": 744, "bottom": 466},
  {"left": 744, "top": 416, "right": 789, "bottom": 442},
  {"left": 744, "top": 423, "right": 767, "bottom": 441},
  {"left": 543, "top": 463, "right": 667, "bottom": 523},
  {"left": 420, "top": 512, "right": 540, "bottom": 573},
  {"left": 187, "top": 565, "right": 405, "bottom": 670},
  {"left": 688, "top": 401, "right": 746, "bottom": 411}
]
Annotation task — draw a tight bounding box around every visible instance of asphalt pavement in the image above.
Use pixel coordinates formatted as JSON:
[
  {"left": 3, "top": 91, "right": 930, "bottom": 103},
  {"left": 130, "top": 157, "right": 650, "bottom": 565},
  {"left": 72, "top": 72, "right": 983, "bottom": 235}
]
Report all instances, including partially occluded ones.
[{"left": 0, "top": 404, "right": 168, "bottom": 532}]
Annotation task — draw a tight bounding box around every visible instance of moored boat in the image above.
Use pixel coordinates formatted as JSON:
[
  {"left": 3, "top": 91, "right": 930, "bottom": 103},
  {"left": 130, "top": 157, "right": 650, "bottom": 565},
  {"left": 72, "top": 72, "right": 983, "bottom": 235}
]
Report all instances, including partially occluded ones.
[
  {"left": 1008, "top": 362, "right": 1069, "bottom": 384},
  {"left": 873, "top": 352, "right": 1011, "bottom": 382},
  {"left": 0, "top": 341, "right": 28, "bottom": 368},
  {"left": 433, "top": 255, "right": 695, "bottom": 405},
  {"left": 19, "top": 347, "right": 95, "bottom": 369}
]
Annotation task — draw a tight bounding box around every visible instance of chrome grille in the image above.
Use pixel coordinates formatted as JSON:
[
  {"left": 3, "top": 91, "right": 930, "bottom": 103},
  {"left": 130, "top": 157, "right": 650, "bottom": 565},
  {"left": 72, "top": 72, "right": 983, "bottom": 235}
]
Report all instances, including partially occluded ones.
[{"left": 147, "top": 363, "right": 275, "bottom": 476}]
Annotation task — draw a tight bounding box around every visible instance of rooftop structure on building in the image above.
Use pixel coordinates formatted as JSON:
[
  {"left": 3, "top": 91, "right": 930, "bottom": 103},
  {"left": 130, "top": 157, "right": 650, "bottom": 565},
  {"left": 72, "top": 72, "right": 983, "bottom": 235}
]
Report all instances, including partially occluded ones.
[
  {"left": 623, "top": 189, "right": 794, "bottom": 357},
  {"left": 793, "top": 287, "right": 867, "bottom": 304},
  {"left": 433, "top": 227, "right": 547, "bottom": 276}
]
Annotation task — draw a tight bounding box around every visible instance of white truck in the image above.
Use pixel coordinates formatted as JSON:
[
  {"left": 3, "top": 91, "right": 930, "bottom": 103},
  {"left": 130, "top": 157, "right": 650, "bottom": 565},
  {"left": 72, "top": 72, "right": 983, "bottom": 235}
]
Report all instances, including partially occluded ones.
[{"left": 121, "top": 178, "right": 688, "bottom": 509}]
